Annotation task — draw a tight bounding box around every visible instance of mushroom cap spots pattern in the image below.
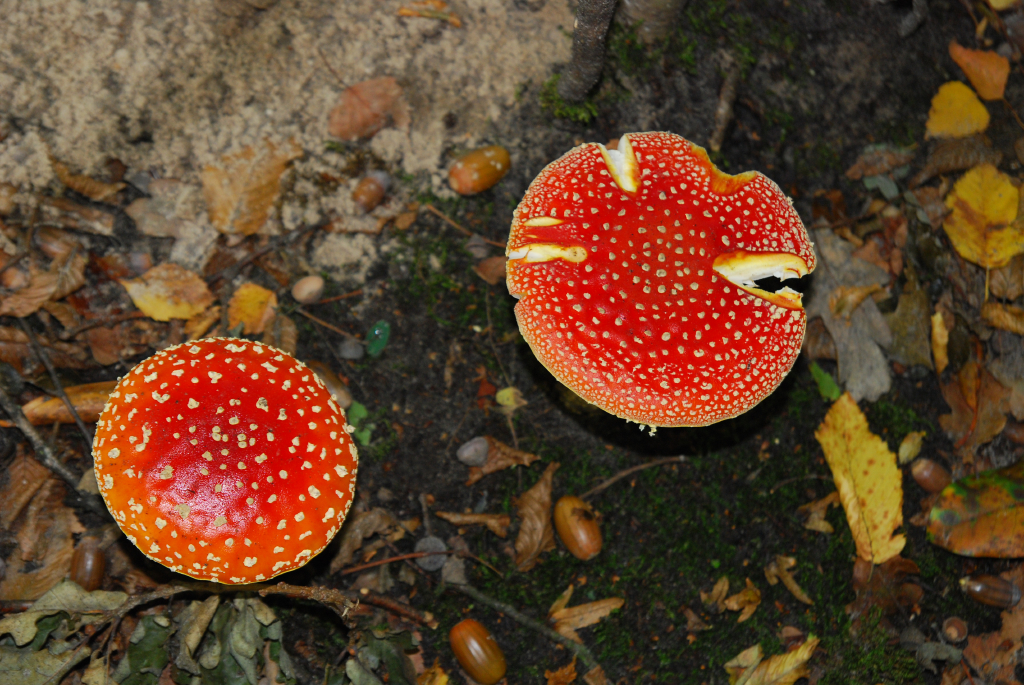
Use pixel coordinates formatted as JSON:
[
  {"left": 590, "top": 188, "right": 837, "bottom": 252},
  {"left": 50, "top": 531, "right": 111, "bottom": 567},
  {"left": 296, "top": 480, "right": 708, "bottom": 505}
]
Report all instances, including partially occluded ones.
[
  {"left": 506, "top": 132, "right": 817, "bottom": 427},
  {"left": 92, "top": 338, "right": 358, "bottom": 584}
]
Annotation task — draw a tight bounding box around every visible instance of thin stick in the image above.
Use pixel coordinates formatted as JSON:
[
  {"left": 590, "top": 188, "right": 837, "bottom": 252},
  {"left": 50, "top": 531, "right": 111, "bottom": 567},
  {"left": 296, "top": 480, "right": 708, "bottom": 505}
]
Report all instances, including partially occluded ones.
[
  {"left": 1004, "top": 98, "right": 1024, "bottom": 133},
  {"left": 339, "top": 551, "right": 451, "bottom": 576},
  {"left": 422, "top": 204, "right": 505, "bottom": 247},
  {"left": 295, "top": 307, "right": 358, "bottom": 339},
  {"left": 21, "top": 318, "right": 93, "bottom": 447},
  {"left": 0, "top": 250, "right": 28, "bottom": 278},
  {"left": 314, "top": 289, "right": 363, "bottom": 305},
  {"left": 260, "top": 582, "right": 437, "bottom": 629},
  {"left": 769, "top": 474, "right": 832, "bottom": 494},
  {"left": 581, "top": 456, "right": 686, "bottom": 500},
  {"left": 448, "top": 583, "right": 601, "bottom": 673}
]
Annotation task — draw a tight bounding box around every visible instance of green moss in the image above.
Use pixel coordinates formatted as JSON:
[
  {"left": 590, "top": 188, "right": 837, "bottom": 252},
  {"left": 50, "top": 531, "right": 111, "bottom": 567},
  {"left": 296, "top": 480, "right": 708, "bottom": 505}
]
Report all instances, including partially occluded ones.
[
  {"left": 866, "top": 399, "right": 932, "bottom": 446},
  {"left": 539, "top": 74, "right": 599, "bottom": 125},
  {"left": 820, "top": 610, "right": 920, "bottom": 684}
]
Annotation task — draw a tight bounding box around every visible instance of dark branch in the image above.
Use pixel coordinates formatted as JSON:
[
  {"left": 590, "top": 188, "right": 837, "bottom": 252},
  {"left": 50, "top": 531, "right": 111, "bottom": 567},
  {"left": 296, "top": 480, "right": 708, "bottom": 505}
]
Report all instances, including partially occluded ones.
[{"left": 557, "top": 0, "right": 618, "bottom": 104}]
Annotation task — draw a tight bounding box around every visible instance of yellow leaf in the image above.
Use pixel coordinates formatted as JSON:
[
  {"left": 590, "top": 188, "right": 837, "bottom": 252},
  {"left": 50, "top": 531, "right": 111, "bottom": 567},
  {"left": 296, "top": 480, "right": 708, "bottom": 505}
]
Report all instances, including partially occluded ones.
[
  {"left": 119, "top": 263, "right": 216, "bottom": 322},
  {"left": 548, "top": 584, "right": 575, "bottom": 615},
  {"left": 897, "top": 431, "right": 926, "bottom": 465},
  {"left": 931, "top": 311, "right": 949, "bottom": 374},
  {"left": 949, "top": 41, "right": 1010, "bottom": 100},
  {"left": 724, "top": 644, "right": 763, "bottom": 685},
  {"left": 736, "top": 637, "right": 820, "bottom": 685},
  {"left": 417, "top": 660, "right": 449, "bottom": 685},
  {"left": 550, "top": 597, "right": 625, "bottom": 644},
  {"left": 202, "top": 139, "right": 302, "bottom": 236},
  {"left": 943, "top": 164, "right": 1024, "bottom": 268},
  {"left": 926, "top": 81, "right": 990, "bottom": 138},
  {"left": 981, "top": 301, "right": 1024, "bottom": 335},
  {"left": 227, "top": 283, "right": 278, "bottom": 334},
  {"left": 988, "top": 0, "right": 1020, "bottom": 11},
  {"left": 545, "top": 657, "right": 578, "bottom": 685},
  {"left": 723, "top": 578, "right": 761, "bottom": 623},
  {"left": 815, "top": 393, "right": 905, "bottom": 564}
]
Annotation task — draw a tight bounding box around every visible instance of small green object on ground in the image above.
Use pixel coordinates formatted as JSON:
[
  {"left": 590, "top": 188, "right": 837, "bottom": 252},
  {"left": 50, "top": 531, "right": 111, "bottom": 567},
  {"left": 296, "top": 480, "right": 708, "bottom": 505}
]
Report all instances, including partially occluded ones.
[
  {"left": 366, "top": 320, "right": 391, "bottom": 357},
  {"left": 810, "top": 361, "right": 842, "bottom": 401}
]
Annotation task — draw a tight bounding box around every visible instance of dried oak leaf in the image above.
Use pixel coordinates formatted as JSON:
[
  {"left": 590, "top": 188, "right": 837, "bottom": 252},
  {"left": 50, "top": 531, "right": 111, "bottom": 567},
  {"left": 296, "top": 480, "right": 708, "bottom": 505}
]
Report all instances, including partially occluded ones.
[
  {"left": 21, "top": 380, "right": 117, "bottom": 425},
  {"left": 940, "top": 361, "right": 1010, "bottom": 460},
  {"left": 50, "top": 157, "right": 125, "bottom": 202},
  {"left": 227, "top": 282, "right": 278, "bottom": 334},
  {"left": 513, "top": 461, "right": 559, "bottom": 572},
  {"left": 816, "top": 393, "right": 905, "bottom": 564},
  {"left": 466, "top": 436, "right": 540, "bottom": 485},
  {"left": 944, "top": 164, "right": 1024, "bottom": 269},
  {"left": 434, "top": 511, "right": 511, "bottom": 537},
  {"left": 723, "top": 578, "right": 762, "bottom": 623},
  {"left": 120, "top": 263, "right": 216, "bottom": 321},
  {"left": 549, "top": 597, "right": 625, "bottom": 643},
  {"left": 328, "top": 77, "right": 410, "bottom": 141},
  {"left": 797, "top": 491, "right": 840, "bottom": 534},
  {"left": 926, "top": 81, "right": 990, "bottom": 139},
  {"left": 85, "top": 323, "right": 129, "bottom": 366},
  {"left": 950, "top": 41, "right": 1010, "bottom": 100},
  {"left": 202, "top": 139, "right": 302, "bottom": 236}
]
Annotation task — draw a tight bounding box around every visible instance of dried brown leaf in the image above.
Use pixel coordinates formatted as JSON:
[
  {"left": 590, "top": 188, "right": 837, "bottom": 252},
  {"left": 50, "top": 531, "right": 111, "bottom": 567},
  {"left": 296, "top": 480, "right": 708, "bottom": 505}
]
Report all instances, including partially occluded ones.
[
  {"left": 85, "top": 325, "right": 128, "bottom": 366},
  {"left": 434, "top": 511, "right": 511, "bottom": 537},
  {"left": 262, "top": 313, "right": 298, "bottom": 355},
  {"left": 982, "top": 302, "right": 1024, "bottom": 336},
  {"left": 764, "top": 555, "right": 813, "bottom": 605},
  {"left": 683, "top": 607, "right": 710, "bottom": 632},
  {"left": 910, "top": 135, "right": 1002, "bottom": 188},
  {"left": 120, "top": 263, "right": 216, "bottom": 321},
  {"left": 185, "top": 306, "right": 221, "bottom": 341},
  {"left": 38, "top": 196, "right": 115, "bottom": 236},
  {"left": 465, "top": 436, "right": 541, "bottom": 485},
  {"left": 546, "top": 657, "right": 577, "bottom": 685},
  {"left": 0, "top": 269, "right": 58, "bottom": 317},
  {"left": 20, "top": 380, "right": 117, "bottom": 425},
  {"left": 328, "top": 77, "right": 410, "bottom": 141},
  {"left": 0, "top": 449, "right": 50, "bottom": 530},
  {"left": 991, "top": 254, "right": 1024, "bottom": 301},
  {"left": 0, "top": 326, "right": 90, "bottom": 374},
  {"left": 201, "top": 139, "right": 302, "bottom": 235},
  {"left": 701, "top": 576, "right": 730, "bottom": 612},
  {"left": 550, "top": 598, "right": 624, "bottom": 643},
  {"left": 845, "top": 146, "right": 914, "bottom": 180},
  {"left": 51, "top": 158, "right": 125, "bottom": 202},
  {"left": 846, "top": 555, "right": 921, "bottom": 622},
  {"left": 797, "top": 491, "right": 840, "bottom": 534},
  {"left": 473, "top": 256, "right": 506, "bottom": 285},
  {"left": 828, "top": 284, "right": 883, "bottom": 319},
  {"left": 513, "top": 461, "right": 559, "bottom": 572},
  {"left": 549, "top": 584, "right": 575, "bottom": 615},
  {"left": 328, "top": 508, "right": 399, "bottom": 573},
  {"left": 723, "top": 578, "right": 762, "bottom": 623},
  {"left": 939, "top": 361, "right": 1010, "bottom": 459}
]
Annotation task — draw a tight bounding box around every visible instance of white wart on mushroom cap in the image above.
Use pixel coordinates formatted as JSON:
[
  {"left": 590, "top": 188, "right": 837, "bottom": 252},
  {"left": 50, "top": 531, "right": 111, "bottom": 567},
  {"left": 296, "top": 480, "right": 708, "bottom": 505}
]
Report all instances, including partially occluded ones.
[
  {"left": 92, "top": 338, "right": 358, "bottom": 584},
  {"left": 506, "top": 132, "right": 816, "bottom": 427}
]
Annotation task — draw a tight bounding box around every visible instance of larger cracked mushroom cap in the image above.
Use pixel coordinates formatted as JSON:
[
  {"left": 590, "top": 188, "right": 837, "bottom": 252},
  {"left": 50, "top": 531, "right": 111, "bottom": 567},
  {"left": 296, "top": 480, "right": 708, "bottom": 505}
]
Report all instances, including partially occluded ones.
[
  {"left": 92, "top": 338, "right": 358, "bottom": 584},
  {"left": 506, "top": 132, "right": 816, "bottom": 427}
]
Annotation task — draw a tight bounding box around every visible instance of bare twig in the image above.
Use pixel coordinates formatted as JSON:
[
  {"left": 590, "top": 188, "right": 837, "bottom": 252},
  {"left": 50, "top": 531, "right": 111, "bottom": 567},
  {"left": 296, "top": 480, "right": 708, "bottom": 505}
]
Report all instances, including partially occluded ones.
[
  {"left": 20, "top": 318, "right": 93, "bottom": 447},
  {"left": 422, "top": 203, "right": 471, "bottom": 237},
  {"left": 448, "top": 582, "right": 601, "bottom": 673},
  {"left": 557, "top": 0, "right": 618, "bottom": 103},
  {"left": 295, "top": 307, "right": 358, "bottom": 339},
  {"left": 314, "top": 289, "right": 363, "bottom": 305},
  {"left": 260, "top": 582, "right": 438, "bottom": 629},
  {"left": 581, "top": 456, "right": 686, "bottom": 500},
  {"left": 709, "top": 57, "right": 742, "bottom": 153},
  {"left": 339, "top": 550, "right": 451, "bottom": 576}
]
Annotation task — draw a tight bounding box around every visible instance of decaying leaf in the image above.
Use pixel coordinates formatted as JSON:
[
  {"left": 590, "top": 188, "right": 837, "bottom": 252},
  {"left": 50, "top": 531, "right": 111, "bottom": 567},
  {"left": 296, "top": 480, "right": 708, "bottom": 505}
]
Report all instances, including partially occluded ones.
[
  {"left": 202, "top": 139, "right": 302, "bottom": 235},
  {"left": 227, "top": 282, "right": 278, "bottom": 335},
  {"left": 847, "top": 555, "right": 921, "bottom": 622},
  {"left": 328, "top": 77, "right": 410, "bottom": 141},
  {"left": 898, "top": 431, "right": 926, "bottom": 465},
  {"left": 815, "top": 393, "right": 905, "bottom": 564},
  {"left": 466, "top": 436, "right": 540, "bottom": 485},
  {"left": 724, "top": 636, "right": 820, "bottom": 685},
  {"left": 549, "top": 596, "right": 625, "bottom": 643},
  {"left": 949, "top": 41, "right": 1010, "bottom": 100},
  {"left": 909, "top": 135, "right": 1002, "bottom": 188},
  {"left": 926, "top": 81, "right": 990, "bottom": 139},
  {"left": 0, "top": 269, "right": 58, "bottom": 318},
  {"left": 329, "top": 508, "right": 400, "bottom": 573},
  {"left": 513, "top": 461, "right": 559, "bottom": 572},
  {"left": 683, "top": 606, "right": 710, "bottom": 632},
  {"left": 20, "top": 380, "right": 116, "bottom": 425},
  {"left": 845, "top": 145, "right": 914, "bottom": 180},
  {"left": 262, "top": 313, "right": 298, "bottom": 355},
  {"left": 185, "top": 305, "right": 221, "bottom": 341},
  {"left": 932, "top": 310, "right": 950, "bottom": 375},
  {"left": 991, "top": 254, "right": 1024, "bottom": 300},
  {"left": 120, "top": 263, "right": 216, "bottom": 321},
  {"left": 983, "top": 302, "right": 1024, "bottom": 336},
  {"left": 939, "top": 361, "right": 1010, "bottom": 460},
  {"left": 434, "top": 511, "right": 511, "bottom": 537},
  {"left": 928, "top": 461, "right": 1024, "bottom": 557},
  {"left": 495, "top": 386, "right": 527, "bottom": 417},
  {"left": 764, "top": 556, "right": 813, "bottom": 605},
  {"left": 545, "top": 657, "right": 577, "bottom": 685},
  {"left": 50, "top": 157, "right": 125, "bottom": 202},
  {"left": 473, "top": 256, "right": 507, "bottom": 285},
  {"left": 723, "top": 578, "right": 761, "bottom": 623},
  {"left": 398, "top": 0, "right": 463, "bottom": 27},
  {"left": 418, "top": 660, "right": 450, "bottom": 685},
  {"left": 797, "top": 491, "right": 840, "bottom": 534},
  {"left": 0, "top": 450, "right": 50, "bottom": 530},
  {"left": 549, "top": 584, "right": 576, "bottom": 615},
  {"left": 701, "top": 576, "right": 731, "bottom": 612},
  {"left": 943, "top": 164, "right": 1024, "bottom": 269},
  {"left": 828, "top": 284, "right": 883, "bottom": 319},
  {"left": 0, "top": 580, "right": 127, "bottom": 647}
]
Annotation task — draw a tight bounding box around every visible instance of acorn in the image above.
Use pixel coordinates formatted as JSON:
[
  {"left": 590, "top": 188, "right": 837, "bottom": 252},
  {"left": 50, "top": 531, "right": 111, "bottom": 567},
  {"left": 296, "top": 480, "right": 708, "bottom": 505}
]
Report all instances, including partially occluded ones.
[
  {"left": 70, "top": 536, "right": 105, "bottom": 591},
  {"left": 449, "top": 619, "right": 506, "bottom": 685},
  {"left": 291, "top": 275, "right": 325, "bottom": 304},
  {"left": 911, "top": 458, "right": 951, "bottom": 494},
  {"left": 960, "top": 575, "right": 1022, "bottom": 608},
  {"left": 352, "top": 171, "right": 390, "bottom": 213},
  {"left": 304, "top": 360, "right": 353, "bottom": 409},
  {"left": 942, "top": 617, "right": 968, "bottom": 642},
  {"left": 553, "top": 495, "right": 602, "bottom": 561},
  {"left": 448, "top": 145, "right": 510, "bottom": 195}
]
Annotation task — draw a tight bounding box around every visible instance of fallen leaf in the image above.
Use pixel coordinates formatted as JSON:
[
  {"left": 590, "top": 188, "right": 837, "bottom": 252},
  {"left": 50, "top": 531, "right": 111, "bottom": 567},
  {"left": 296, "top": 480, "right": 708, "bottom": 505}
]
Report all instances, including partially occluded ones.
[
  {"left": 932, "top": 311, "right": 950, "bottom": 374},
  {"left": 701, "top": 576, "right": 730, "bottom": 612},
  {"left": 926, "top": 81, "right": 991, "bottom": 138},
  {"left": 0, "top": 449, "right": 50, "bottom": 530},
  {"left": 39, "top": 196, "right": 115, "bottom": 236},
  {"left": 910, "top": 135, "right": 1002, "bottom": 188},
  {"left": 797, "top": 491, "right": 840, "bottom": 534},
  {"left": 549, "top": 597, "right": 625, "bottom": 643},
  {"left": 846, "top": 555, "right": 921, "bottom": 622},
  {"left": 227, "top": 282, "right": 278, "bottom": 334},
  {"left": 983, "top": 302, "right": 1024, "bottom": 336},
  {"left": 513, "top": 461, "right": 560, "bottom": 572},
  {"left": 417, "top": 660, "right": 450, "bottom": 685},
  {"left": 262, "top": 313, "right": 298, "bottom": 355},
  {"left": 0, "top": 269, "right": 59, "bottom": 317},
  {"left": 939, "top": 361, "right": 1010, "bottom": 459},
  {"left": 884, "top": 278, "right": 934, "bottom": 370},
  {"left": 434, "top": 511, "right": 511, "bottom": 537},
  {"left": 845, "top": 145, "right": 914, "bottom": 180},
  {"left": 724, "top": 644, "right": 763, "bottom": 685},
  {"left": 828, "top": 284, "right": 883, "bottom": 319},
  {"left": 20, "top": 380, "right": 116, "bottom": 425},
  {"left": 764, "top": 556, "right": 813, "bottom": 605},
  {"left": 51, "top": 157, "right": 125, "bottom": 202},
  {"left": 683, "top": 606, "right": 710, "bottom": 632},
  {"left": 963, "top": 565, "right": 1024, "bottom": 682},
  {"left": 0, "top": 580, "right": 127, "bottom": 646},
  {"left": 898, "top": 431, "right": 926, "bottom": 465},
  {"left": 815, "top": 393, "right": 905, "bottom": 563},
  {"left": 397, "top": 0, "right": 463, "bottom": 27},
  {"left": 185, "top": 305, "right": 221, "bottom": 341},
  {"left": 910, "top": 182, "right": 951, "bottom": 227},
  {"left": 545, "top": 657, "right": 577, "bottom": 685},
  {"left": 328, "top": 77, "right": 410, "bottom": 141},
  {"left": 723, "top": 578, "right": 761, "bottom": 623},
  {"left": 726, "top": 636, "right": 820, "bottom": 685},
  {"left": 949, "top": 41, "right": 1010, "bottom": 100},
  {"left": 495, "top": 386, "right": 527, "bottom": 417},
  {"left": 549, "top": 585, "right": 575, "bottom": 615},
  {"left": 201, "top": 139, "right": 302, "bottom": 235},
  {"left": 328, "top": 508, "right": 399, "bottom": 573},
  {"left": 991, "top": 254, "right": 1024, "bottom": 300},
  {"left": 473, "top": 256, "right": 506, "bottom": 285},
  {"left": 927, "top": 461, "right": 1024, "bottom": 557},
  {"left": 120, "top": 263, "right": 216, "bottom": 321},
  {"left": 465, "top": 436, "right": 541, "bottom": 485},
  {"left": 0, "top": 326, "right": 90, "bottom": 375},
  {"left": 943, "top": 164, "right": 1024, "bottom": 269}
]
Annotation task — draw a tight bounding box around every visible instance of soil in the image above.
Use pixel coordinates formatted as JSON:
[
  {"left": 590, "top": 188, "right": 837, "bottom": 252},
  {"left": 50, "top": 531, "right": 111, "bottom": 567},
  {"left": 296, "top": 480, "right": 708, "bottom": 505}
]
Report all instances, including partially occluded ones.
[{"left": 1, "top": 0, "right": 1018, "bottom": 682}]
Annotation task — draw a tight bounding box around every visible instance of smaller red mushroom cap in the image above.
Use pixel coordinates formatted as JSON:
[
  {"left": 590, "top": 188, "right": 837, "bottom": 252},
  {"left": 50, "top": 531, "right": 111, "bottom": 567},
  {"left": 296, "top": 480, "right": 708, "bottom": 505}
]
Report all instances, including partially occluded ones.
[
  {"left": 92, "top": 338, "right": 358, "bottom": 584},
  {"left": 506, "top": 132, "right": 816, "bottom": 427}
]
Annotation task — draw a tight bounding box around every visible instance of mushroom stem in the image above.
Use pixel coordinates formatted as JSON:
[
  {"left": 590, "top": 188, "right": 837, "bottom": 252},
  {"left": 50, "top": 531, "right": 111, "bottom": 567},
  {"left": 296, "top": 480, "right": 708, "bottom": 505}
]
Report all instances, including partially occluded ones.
[
  {"left": 259, "top": 582, "right": 438, "bottom": 629},
  {"left": 448, "top": 582, "right": 602, "bottom": 673},
  {"left": 557, "top": 0, "right": 618, "bottom": 103}
]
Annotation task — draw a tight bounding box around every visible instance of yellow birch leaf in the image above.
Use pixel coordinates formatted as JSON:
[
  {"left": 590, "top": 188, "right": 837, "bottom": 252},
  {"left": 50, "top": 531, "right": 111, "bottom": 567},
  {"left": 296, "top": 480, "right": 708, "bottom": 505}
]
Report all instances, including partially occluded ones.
[
  {"left": 202, "top": 139, "right": 302, "bottom": 236},
  {"left": 227, "top": 283, "right": 278, "bottom": 334},
  {"left": 943, "top": 164, "right": 1024, "bottom": 268},
  {"left": 736, "top": 636, "right": 820, "bottom": 685},
  {"left": 119, "top": 263, "right": 215, "bottom": 321},
  {"left": 949, "top": 41, "right": 1010, "bottom": 100},
  {"left": 815, "top": 393, "right": 905, "bottom": 564},
  {"left": 926, "top": 81, "right": 990, "bottom": 138}
]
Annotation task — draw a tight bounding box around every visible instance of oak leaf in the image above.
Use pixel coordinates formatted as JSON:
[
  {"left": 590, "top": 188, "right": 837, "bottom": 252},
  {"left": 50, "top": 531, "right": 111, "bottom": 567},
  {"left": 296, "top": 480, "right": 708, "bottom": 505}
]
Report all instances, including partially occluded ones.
[
  {"left": 926, "top": 81, "right": 990, "bottom": 138},
  {"left": 943, "top": 164, "right": 1024, "bottom": 269},
  {"left": 202, "top": 139, "right": 302, "bottom": 235},
  {"left": 815, "top": 392, "right": 905, "bottom": 563},
  {"left": 949, "top": 41, "right": 1010, "bottom": 100},
  {"left": 939, "top": 361, "right": 1010, "bottom": 460},
  {"left": 120, "top": 263, "right": 215, "bottom": 321},
  {"left": 513, "top": 461, "right": 559, "bottom": 571}
]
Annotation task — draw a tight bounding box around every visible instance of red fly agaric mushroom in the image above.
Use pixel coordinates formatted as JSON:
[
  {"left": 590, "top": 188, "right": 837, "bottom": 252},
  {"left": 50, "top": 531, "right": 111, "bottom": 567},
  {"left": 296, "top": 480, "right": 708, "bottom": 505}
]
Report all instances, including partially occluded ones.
[
  {"left": 506, "top": 132, "right": 816, "bottom": 427},
  {"left": 92, "top": 338, "right": 358, "bottom": 584}
]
